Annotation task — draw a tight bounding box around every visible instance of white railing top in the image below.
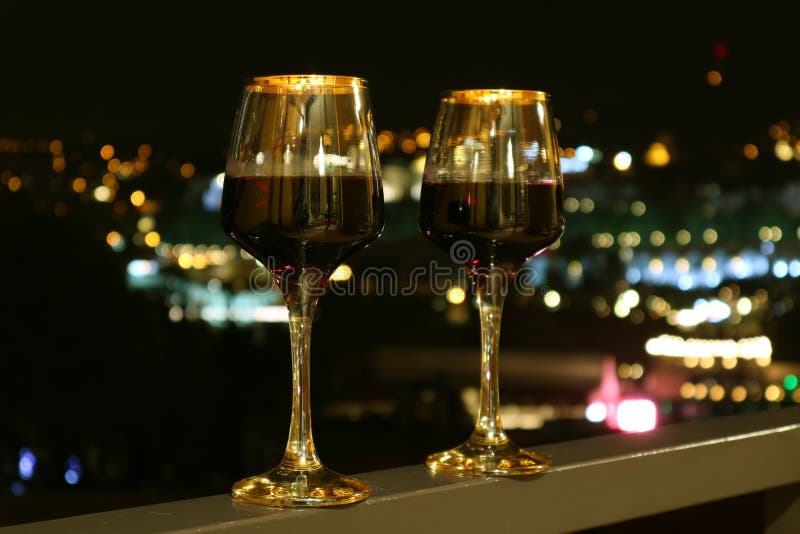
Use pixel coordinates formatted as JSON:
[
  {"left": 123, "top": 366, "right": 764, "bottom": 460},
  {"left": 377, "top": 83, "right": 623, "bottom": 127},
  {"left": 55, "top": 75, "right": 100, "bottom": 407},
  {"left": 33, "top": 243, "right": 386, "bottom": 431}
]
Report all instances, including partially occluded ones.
[{"left": 5, "top": 406, "right": 800, "bottom": 533}]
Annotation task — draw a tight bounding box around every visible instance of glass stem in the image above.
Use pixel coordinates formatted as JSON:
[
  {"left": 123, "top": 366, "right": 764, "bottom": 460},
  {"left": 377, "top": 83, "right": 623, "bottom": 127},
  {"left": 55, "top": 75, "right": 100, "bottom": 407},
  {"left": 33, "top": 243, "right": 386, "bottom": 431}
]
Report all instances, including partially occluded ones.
[
  {"left": 280, "top": 286, "right": 321, "bottom": 472},
  {"left": 471, "top": 272, "right": 508, "bottom": 446}
]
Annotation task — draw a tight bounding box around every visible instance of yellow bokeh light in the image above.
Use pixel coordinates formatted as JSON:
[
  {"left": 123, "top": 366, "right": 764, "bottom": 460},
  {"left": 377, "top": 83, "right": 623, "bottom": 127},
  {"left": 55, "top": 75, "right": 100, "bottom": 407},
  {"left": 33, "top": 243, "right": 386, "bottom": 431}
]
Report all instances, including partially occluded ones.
[
  {"left": 543, "top": 290, "right": 561, "bottom": 309},
  {"left": 330, "top": 264, "right": 353, "bottom": 282},
  {"left": 178, "top": 253, "right": 193, "bottom": 269},
  {"left": 567, "top": 260, "right": 583, "bottom": 278},
  {"left": 675, "top": 257, "right": 690, "bottom": 273},
  {"left": 706, "top": 70, "right": 722, "bottom": 86},
  {"left": 650, "top": 231, "right": 665, "bottom": 246},
  {"left": 119, "top": 162, "right": 133, "bottom": 178},
  {"left": 644, "top": 142, "right": 670, "bottom": 167},
  {"left": 679, "top": 382, "right": 696, "bottom": 399},
  {"left": 731, "top": 386, "right": 747, "bottom": 403},
  {"left": 591, "top": 232, "right": 614, "bottom": 248},
  {"left": 100, "top": 144, "right": 115, "bottom": 160},
  {"left": 699, "top": 356, "right": 715, "bottom": 369},
  {"left": 106, "top": 231, "right": 122, "bottom": 247},
  {"left": 7, "top": 176, "right": 21, "bottom": 192},
  {"left": 721, "top": 356, "right": 737, "bottom": 369},
  {"left": 612, "top": 151, "right": 632, "bottom": 171},
  {"left": 618, "top": 363, "right": 631, "bottom": 379},
  {"left": 764, "top": 384, "right": 782, "bottom": 402},
  {"left": 107, "top": 158, "right": 121, "bottom": 173},
  {"left": 102, "top": 173, "right": 117, "bottom": 188},
  {"left": 579, "top": 198, "right": 595, "bottom": 213},
  {"left": 144, "top": 231, "right": 161, "bottom": 248},
  {"left": 138, "top": 144, "right": 152, "bottom": 158},
  {"left": 93, "top": 185, "right": 113, "bottom": 202},
  {"left": 377, "top": 131, "right": 394, "bottom": 153},
  {"left": 702, "top": 257, "right": 717, "bottom": 272},
  {"left": 400, "top": 138, "right": 417, "bottom": 154},
  {"left": 564, "top": 197, "right": 580, "bottom": 213},
  {"left": 49, "top": 139, "right": 63, "bottom": 155},
  {"left": 630, "top": 200, "right": 646, "bottom": 216},
  {"left": 743, "top": 144, "right": 758, "bottom": 160},
  {"left": 52, "top": 156, "right": 66, "bottom": 172},
  {"left": 736, "top": 297, "right": 752, "bottom": 315},
  {"left": 709, "top": 385, "right": 725, "bottom": 402},
  {"left": 703, "top": 228, "right": 718, "bottom": 244},
  {"left": 629, "top": 363, "right": 644, "bottom": 379},
  {"left": 683, "top": 356, "right": 699, "bottom": 368},
  {"left": 694, "top": 383, "right": 708, "bottom": 400},
  {"left": 775, "top": 140, "right": 793, "bottom": 161},
  {"left": 770, "top": 226, "right": 782, "bottom": 241},
  {"left": 647, "top": 295, "right": 670, "bottom": 316},
  {"left": 192, "top": 254, "right": 208, "bottom": 270},
  {"left": 415, "top": 131, "right": 431, "bottom": 149},
  {"left": 137, "top": 216, "right": 155, "bottom": 233},
  {"left": 676, "top": 229, "right": 691, "bottom": 245},
  {"left": 180, "top": 163, "right": 195, "bottom": 179},
  {"left": 130, "top": 190, "right": 146, "bottom": 207},
  {"left": 446, "top": 287, "right": 466, "bottom": 305},
  {"left": 71, "top": 177, "right": 87, "bottom": 193}
]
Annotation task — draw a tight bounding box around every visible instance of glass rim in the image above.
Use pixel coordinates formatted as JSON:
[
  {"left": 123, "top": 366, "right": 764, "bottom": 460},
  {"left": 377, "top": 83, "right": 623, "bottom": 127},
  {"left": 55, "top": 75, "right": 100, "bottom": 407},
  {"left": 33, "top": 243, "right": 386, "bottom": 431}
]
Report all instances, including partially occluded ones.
[
  {"left": 245, "top": 74, "right": 368, "bottom": 90},
  {"left": 441, "top": 88, "right": 550, "bottom": 104}
]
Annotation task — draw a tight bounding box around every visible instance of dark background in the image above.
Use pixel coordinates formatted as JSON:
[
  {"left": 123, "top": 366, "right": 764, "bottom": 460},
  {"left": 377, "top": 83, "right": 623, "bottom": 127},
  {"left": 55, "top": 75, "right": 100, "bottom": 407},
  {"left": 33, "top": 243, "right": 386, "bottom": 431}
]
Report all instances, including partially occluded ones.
[{"left": 4, "top": 4, "right": 799, "bottom": 153}]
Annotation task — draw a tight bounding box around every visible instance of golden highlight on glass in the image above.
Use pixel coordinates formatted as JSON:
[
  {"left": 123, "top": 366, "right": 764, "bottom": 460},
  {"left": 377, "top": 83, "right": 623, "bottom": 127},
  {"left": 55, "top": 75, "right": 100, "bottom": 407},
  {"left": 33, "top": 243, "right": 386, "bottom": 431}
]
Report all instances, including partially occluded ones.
[
  {"left": 418, "top": 89, "right": 565, "bottom": 476},
  {"left": 221, "top": 74, "right": 383, "bottom": 506}
]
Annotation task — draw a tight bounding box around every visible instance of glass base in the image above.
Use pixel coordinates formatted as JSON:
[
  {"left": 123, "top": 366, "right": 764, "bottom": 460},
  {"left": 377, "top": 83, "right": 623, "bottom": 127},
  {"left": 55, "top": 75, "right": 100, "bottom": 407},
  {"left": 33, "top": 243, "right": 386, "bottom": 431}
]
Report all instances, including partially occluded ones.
[
  {"left": 426, "top": 438, "right": 551, "bottom": 477},
  {"left": 231, "top": 465, "right": 370, "bottom": 507}
]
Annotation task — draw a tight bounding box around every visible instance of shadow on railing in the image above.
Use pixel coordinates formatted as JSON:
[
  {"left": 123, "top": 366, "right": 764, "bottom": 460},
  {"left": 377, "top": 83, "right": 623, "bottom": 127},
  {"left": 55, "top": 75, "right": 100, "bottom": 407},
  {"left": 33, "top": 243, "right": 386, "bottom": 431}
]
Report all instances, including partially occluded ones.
[{"left": 5, "top": 407, "right": 800, "bottom": 533}]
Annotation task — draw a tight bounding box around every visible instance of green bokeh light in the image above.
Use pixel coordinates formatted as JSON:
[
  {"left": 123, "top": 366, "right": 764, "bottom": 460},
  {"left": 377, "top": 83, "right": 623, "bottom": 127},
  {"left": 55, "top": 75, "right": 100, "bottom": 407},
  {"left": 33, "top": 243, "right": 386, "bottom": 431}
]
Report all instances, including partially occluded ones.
[{"left": 783, "top": 374, "right": 798, "bottom": 391}]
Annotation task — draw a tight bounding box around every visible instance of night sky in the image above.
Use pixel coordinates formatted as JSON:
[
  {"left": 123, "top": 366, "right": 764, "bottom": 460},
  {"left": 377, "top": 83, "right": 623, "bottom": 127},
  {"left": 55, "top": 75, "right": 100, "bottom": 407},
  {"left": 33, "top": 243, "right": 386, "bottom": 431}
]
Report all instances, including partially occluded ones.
[{"left": 4, "top": 3, "right": 800, "bottom": 156}]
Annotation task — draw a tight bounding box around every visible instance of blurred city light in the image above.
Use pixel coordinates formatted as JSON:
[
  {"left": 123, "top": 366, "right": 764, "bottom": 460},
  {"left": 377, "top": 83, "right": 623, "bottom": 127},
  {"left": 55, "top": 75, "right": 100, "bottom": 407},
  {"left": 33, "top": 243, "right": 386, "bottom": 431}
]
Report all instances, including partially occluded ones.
[
  {"left": 645, "top": 334, "right": 772, "bottom": 361},
  {"left": 784, "top": 374, "right": 798, "bottom": 391},
  {"left": 644, "top": 142, "right": 670, "bottom": 167},
  {"left": 330, "top": 264, "right": 353, "bottom": 282},
  {"left": 585, "top": 401, "right": 607, "bottom": 423},
  {"left": 543, "top": 290, "right": 561, "bottom": 309},
  {"left": 64, "top": 456, "right": 82, "bottom": 486},
  {"left": 18, "top": 448, "right": 36, "bottom": 480},
  {"left": 617, "top": 399, "right": 657, "bottom": 433},
  {"left": 613, "top": 151, "right": 632, "bottom": 171},
  {"left": 706, "top": 70, "right": 722, "bottom": 86},
  {"left": 446, "top": 287, "right": 466, "bottom": 305}
]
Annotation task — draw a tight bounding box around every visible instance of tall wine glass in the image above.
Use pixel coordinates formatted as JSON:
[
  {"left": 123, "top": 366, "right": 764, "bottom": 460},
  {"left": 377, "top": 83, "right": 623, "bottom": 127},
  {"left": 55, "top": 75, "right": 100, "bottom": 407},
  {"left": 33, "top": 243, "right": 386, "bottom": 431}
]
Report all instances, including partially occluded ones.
[
  {"left": 418, "top": 89, "right": 564, "bottom": 476},
  {"left": 221, "top": 75, "right": 384, "bottom": 506}
]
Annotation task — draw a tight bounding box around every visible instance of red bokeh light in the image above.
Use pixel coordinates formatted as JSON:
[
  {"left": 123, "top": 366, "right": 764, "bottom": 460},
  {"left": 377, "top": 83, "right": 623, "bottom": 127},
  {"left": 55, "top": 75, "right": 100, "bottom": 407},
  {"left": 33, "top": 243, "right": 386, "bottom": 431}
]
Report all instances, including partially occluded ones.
[{"left": 712, "top": 42, "right": 728, "bottom": 61}]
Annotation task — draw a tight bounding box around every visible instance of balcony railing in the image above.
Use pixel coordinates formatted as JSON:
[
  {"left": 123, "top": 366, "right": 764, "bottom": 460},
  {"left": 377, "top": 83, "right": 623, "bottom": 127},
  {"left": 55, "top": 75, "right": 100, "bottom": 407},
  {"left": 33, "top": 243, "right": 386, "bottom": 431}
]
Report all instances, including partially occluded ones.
[{"left": 5, "top": 406, "right": 800, "bottom": 533}]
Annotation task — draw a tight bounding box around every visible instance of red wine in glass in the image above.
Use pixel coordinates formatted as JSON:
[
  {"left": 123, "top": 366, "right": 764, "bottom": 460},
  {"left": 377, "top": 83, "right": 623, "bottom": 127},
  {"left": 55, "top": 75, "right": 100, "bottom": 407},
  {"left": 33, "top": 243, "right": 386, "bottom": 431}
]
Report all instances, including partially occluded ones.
[{"left": 222, "top": 174, "right": 384, "bottom": 289}]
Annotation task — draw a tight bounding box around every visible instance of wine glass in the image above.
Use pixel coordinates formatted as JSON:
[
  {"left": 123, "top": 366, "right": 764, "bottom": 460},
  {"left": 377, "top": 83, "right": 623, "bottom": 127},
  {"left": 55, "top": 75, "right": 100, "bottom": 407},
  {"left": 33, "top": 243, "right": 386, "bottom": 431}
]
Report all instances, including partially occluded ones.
[
  {"left": 221, "top": 74, "right": 384, "bottom": 506},
  {"left": 418, "top": 89, "right": 564, "bottom": 476}
]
